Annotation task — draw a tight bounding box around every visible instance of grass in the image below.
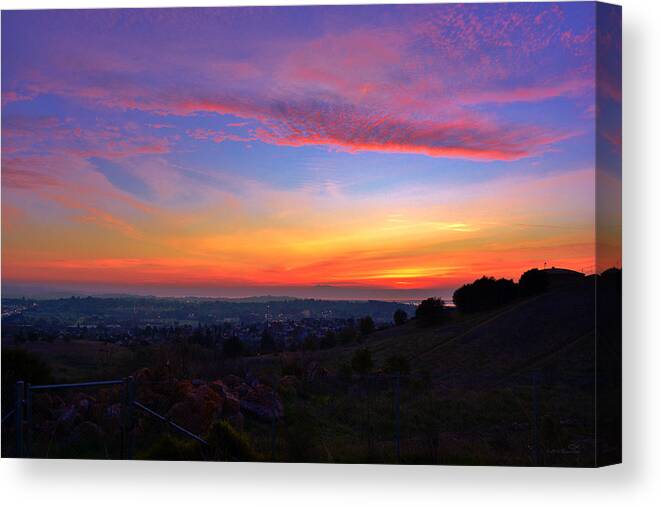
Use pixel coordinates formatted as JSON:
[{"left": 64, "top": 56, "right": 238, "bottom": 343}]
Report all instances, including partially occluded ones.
[{"left": 3, "top": 282, "right": 601, "bottom": 465}]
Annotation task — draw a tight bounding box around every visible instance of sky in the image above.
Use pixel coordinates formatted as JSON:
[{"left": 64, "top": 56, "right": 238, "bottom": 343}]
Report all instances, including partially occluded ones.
[{"left": 1, "top": 3, "right": 621, "bottom": 300}]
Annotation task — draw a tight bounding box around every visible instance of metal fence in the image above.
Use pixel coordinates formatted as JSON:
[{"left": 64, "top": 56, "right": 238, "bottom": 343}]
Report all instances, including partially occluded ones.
[
  {"left": 7, "top": 377, "right": 208, "bottom": 459},
  {"left": 3, "top": 368, "right": 591, "bottom": 465}
]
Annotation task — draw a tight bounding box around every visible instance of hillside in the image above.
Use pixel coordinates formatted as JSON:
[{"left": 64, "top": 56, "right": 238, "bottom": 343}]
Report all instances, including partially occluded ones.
[{"left": 3, "top": 277, "right": 619, "bottom": 465}]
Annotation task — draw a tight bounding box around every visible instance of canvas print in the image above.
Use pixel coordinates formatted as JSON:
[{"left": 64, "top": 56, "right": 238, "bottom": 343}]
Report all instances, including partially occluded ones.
[{"left": 1, "top": 2, "right": 621, "bottom": 466}]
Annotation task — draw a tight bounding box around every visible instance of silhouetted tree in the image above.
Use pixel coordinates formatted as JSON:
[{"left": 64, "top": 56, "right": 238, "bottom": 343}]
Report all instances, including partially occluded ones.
[
  {"left": 393, "top": 309, "right": 408, "bottom": 326},
  {"left": 415, "top": 297, "right": 445, "bottom": 326},
  {"left": 192, "top": 323, "right": 213, "bottom": 348},
  {"left": 351, "top": 348, "right": 373, "bottom": 374},
  {"left": 338, "top": 325, "right": 357, "bottom": 345},
  {"left": 519, "top": 268, "right": 549, "bottom": 296},
  {"left": 260, "top": 328, "right": 275, "bottom": 353},
  {"left": 453, "top": 276, "right": 518, "bottom": 313},
  {"left": 319, "top": 330, "right": 337, "bottom": 350},
  {"left": 599, "top": 267, "right": 622, "bottom": 291},
  {"left": 223, "top": 336, "right": 244, "bottom": 358},
  {"left": 359, "top": 316, "right": 375, "bottom": 336}
]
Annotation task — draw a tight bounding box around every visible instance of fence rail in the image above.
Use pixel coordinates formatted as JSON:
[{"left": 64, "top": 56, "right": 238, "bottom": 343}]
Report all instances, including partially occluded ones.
[
  {"left": 133, "top": 400, "right": 208, "bottom": 446},
  {"left": 9, "top": 377, "right": 208, "bottom": 459}
]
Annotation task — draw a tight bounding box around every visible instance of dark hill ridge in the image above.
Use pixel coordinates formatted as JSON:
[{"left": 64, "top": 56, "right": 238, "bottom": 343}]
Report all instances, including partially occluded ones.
[
  {"left": 298, "top": 277, "right": 599, "bottom": 389},
  {"left": 543, "top": 267, "right": 586, "bottom": 288},
  {"left": 419, "top": 280, "right": 595, "bottom": 387}
]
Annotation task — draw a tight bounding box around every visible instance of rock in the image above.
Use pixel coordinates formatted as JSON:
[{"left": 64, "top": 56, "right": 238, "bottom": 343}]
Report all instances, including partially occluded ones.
[
  {"left": 105, "top": 403, "right": 122, "bottom": 421},
  {"left": 77, "top": 397, "right": 93, "bottom": 416},
  {"left": 209, "top": 380, "right": 240, "bottom": 415},
  {"left": 167, "top": 401, "right": 199, "bottom": 432},
  {"left": 55, "top": 405, "right": 83, "bottom": 435},
  {"left": 234, "top": 381, "right": 252, "bottom": 398},
  {"left": 223, "top": 392, "right": 241, "bottom": 415},
  {"left": 223, "top": 374, "right": 244, "bottom": 388},
  {"left": 57, "top": 405, "right": 79, "bottom": 425},
  {"left": 67, "top": 421, "right": 105, "bottom": 455},
  {"left": 240, "top": 384, "right": 283, "bottom": 421},
  {"left": 209, "top": 380, "right": 230, "bottom": 397},
  {"left": 166, "top": 382, "right": 225, "bottom": 434},
  {"left": 134, "top": 367, "right": 154, "bottom": 383},
  {"left": 280, "top": 375, "right": 300, "bottom": 390}
]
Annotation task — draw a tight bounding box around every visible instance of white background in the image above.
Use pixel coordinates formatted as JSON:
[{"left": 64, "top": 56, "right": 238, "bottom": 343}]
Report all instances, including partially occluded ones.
[{"left": 0, "top": 0, "right": 659, "bottom": 505}]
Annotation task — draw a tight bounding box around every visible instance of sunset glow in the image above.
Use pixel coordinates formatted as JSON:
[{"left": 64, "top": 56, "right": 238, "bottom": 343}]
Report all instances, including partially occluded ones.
[{"left": 1, "top": 4, "right": 621, "bottom": 299}]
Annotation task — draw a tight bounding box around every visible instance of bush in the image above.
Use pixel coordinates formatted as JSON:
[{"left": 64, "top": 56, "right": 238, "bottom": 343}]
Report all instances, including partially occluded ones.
[
  {"left": 359, "top": 316, "right": 375, "bottom": 337},
  {"left": 337, "top": 325, "right": 357, "bottom": 345},
  {"left": 205, "top": 420, "right": 260, "bottom": 462},
  {"left": 453, "top": 276, "right": 518, "bottom": 313},
  {"left": 384, "top": 354, "right": 411, "bottom": 375},
  {"left": 393, "top": 309, "right": 408, "bottom": 326},
  {"left": 137, "top": 433, "right": 202, "bottom": 461},
  {"left": 351, "top": 348, "right": 373, "bottom": 375},
  {"left": 518, "top": 268, "right": 549, "bottom": 296},
  {"left": 415, "top": 298, "right": 445, "bottom": 326}
]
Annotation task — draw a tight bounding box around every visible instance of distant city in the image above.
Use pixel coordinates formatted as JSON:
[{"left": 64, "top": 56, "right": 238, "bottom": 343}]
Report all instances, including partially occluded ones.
[{"left": 1, "top": 295, "right": 417, "bottom": 353}]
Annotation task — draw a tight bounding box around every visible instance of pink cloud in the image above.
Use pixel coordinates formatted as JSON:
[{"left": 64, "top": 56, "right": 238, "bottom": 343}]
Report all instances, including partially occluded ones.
[
  {"left": 253, "top": 102, "right": 575, "bottom": 161},
  {"left": 187, "top": 128, "right": 254, "bottom": 144},
  {"left": 460, "top": 79, "right": 592, "bottom": 105},
  {"left": 1, "top": 4, "right": 593, "bottom": 163}
]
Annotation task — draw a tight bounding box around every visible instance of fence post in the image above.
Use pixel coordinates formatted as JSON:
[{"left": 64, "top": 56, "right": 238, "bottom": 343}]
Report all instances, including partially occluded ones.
[
  {"left": 15, "top": 381, "right": 24, "bottom": 458},
  {"left": 25, "top": 383, "right": 33, "bottom": 458},
  {"left": 394, "top": 372, "right": 401, "bottom": 463},
  {"left": 271, "top": 380, "right": 277, "bottom": 461},
  {"left": 126, "top": 376, "right": 135, "bottom": 459},
  {"left": 531, "top": 371, "right": 541, "bottom": 466},
  {"left": 121, "top": 378, "right": 127, "bottom": 459}
]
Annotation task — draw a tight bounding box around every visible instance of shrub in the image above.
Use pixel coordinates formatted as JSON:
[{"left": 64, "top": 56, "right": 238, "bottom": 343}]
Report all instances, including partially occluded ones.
[
  {"left": 359, "top": 316, "right": 375, "bottom": 337},
  {"left": 415, "top": 297, "right": 445, "bottom": 326},
  {"left": 393, "top": 309, "right": 408, "bottom": 326},
  {"left": 205, "top": 420, "right": 260, "bottom": 462},
  {"left": 337, "top": 325, "right": 357, "bottom": 345},
  {"left": 351, "top": 348, "right": 373, "bottom": 375},
  {"left": 137, "top": 433, "right": 202, "bottom": 461},
  {"left": 519, "top": 268, "right": 549, "bottom": 296}
]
